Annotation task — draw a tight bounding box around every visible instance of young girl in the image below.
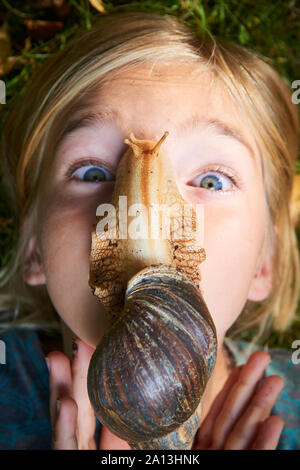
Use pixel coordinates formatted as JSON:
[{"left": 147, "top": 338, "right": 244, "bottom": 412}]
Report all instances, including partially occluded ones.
[{"left": 0, "top": 11, "right": 299, "bottom": 450}]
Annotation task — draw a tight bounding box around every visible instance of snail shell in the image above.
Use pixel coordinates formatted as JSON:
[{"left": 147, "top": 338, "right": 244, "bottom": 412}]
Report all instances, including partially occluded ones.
[{"left": 88, "top": 132, "right": 218, "bottom": 449}]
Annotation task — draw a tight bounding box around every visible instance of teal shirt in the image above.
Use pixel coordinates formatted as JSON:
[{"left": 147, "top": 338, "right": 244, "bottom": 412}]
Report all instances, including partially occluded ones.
[{"left": 0, "top": 329, "right": 299, "bottom": 449}]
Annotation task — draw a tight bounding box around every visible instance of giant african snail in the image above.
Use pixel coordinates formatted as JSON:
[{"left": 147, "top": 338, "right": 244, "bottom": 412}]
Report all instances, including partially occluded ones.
[{"left": 87, "top": 132, "right": 218, "bottom": 450}]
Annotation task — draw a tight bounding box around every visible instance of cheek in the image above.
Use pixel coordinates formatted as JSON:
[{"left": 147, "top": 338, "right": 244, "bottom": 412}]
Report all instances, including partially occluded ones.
[
  {"left": 193, "top": 195, "right": 266, "bottom": 336},
  {"left": 39, "top": 198, "right": 92, "bottom": 281},
  {"left": 37, "top": 196, "right": 108, "bottom": 346}
]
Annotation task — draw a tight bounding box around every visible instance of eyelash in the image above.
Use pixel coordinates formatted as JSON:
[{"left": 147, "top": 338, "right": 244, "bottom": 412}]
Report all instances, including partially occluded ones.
[
  {"left": 66, "top": 158, "right": 115, "bottom": 180},
  {"left": 66, "top": 159, "right": 241, "bottom": 192},
  {"left": 187, "top": 165, "right": 240, "bottom": 192}
]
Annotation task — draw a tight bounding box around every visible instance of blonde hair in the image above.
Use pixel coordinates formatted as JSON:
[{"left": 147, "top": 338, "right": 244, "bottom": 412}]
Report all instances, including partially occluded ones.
[{"left": 0, "top": 11, "right": 299, "bottom": 341}]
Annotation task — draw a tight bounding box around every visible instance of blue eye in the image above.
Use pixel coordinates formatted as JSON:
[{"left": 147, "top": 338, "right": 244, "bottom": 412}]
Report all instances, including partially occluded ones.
[
  {"left": 191, "top": 171, "right": 234, "bottom": 191},
  {"left": 70, "top": 164, "right": 114, "bottom": 183}
]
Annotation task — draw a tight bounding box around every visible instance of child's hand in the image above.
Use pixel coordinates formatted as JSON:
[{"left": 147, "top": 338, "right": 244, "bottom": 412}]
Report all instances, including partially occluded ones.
[
  {"left": 47, "top": 339, "right": 131, "bottom": 449},
  {"left": 193, "top": 351, "right": 285, "bottom": 450},
  {"left": 48, "top": 343, "right": 284, "bottom": 450}
]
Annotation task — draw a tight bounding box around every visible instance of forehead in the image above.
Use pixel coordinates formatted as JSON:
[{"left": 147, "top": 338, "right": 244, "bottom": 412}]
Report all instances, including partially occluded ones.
[
  {"left": 67, "top": 63, "right": 258, "bottom": 156},
  {"left": 98, "top": 63, "right": 229, "bottom": 122}
]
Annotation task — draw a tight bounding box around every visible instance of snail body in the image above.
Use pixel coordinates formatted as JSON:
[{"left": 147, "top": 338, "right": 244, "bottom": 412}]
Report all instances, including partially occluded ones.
[{"left": 88, "top": 133, "right": 218, "bottom": 449}]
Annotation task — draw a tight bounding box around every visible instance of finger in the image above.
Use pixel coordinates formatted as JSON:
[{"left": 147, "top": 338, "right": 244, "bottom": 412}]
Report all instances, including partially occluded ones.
[
  {"left": 71, "top": 338, "right": 97, "bottom": 449},
  {"left": 47, "top": 351, "right": 73, "bottom": 430},
  {"left": 193, "top": 365, "right": 242, "bottom": 449},
  {"left": 209, "top": 351, "right": 271, "bottom": 449},
  {"left": 224, "top": 375, "right": 285, "bottom": 449},
  {"left": 52, "top": 396, "right": 78, "bottom": 450},
  {"left": 251, "top": 415, "right": 285, "bottom": 450}
]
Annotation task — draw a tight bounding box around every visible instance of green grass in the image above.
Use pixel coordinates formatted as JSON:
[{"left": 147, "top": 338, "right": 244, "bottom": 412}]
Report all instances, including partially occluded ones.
[{"left": 0, "top": 0, "right": 299, "bottom": 346}]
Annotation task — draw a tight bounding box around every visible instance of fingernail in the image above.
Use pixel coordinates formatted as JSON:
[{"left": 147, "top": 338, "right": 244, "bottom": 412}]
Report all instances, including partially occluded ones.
[
  {"left": 72, "top": 338, "right": 78, "bottom": 357},
  {"left": 45, "top": 357, "right": 50, "bottom": 371}
]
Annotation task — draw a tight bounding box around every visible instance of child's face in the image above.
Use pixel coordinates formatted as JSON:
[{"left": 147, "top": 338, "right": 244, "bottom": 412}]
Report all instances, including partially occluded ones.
[{"left": 25, "top": 63, "right": 273, "bottom": 347}]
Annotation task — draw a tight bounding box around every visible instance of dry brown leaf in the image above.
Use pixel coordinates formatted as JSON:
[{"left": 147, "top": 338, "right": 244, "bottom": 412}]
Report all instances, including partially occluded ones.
[
  {"left": 88, "top": 0, "right": 106, "bottom": 14},
  {"left": 0, "top": 56, "right": 27, "bottom": 75},
  {"left": 29, "top": 0, "right": 54, "bottom": 7},
  {"left": 24, "top": 19, "right": 63, "bottom": 40},
  {"left": 53, "top": 0, "right": 66, "bottom": 6},
  {"left": 0, "top": 20, "right": 12, "bottom": 61},
  {"left": 29, "top": 0, "right": 71, "bottom": 18},
  {"left": 53, "top": 0, "right": 71, "bottom": 18},
  {"left": 291, "top": 174, "right": 300, "bottom": 227}
]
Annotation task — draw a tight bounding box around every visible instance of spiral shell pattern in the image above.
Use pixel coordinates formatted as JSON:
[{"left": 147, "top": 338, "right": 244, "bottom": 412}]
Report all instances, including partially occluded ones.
[{"left": 87, "top": 265, "right": 217, "bottom": 449}]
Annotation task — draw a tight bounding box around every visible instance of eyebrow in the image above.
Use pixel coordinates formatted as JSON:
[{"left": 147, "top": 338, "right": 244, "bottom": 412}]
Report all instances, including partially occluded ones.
[
  {"left": 58, "top": 108, "right": 255, "bottom": 160},
  {"left": 178, "top": 114, "right": 255, "bottom": 160}
]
